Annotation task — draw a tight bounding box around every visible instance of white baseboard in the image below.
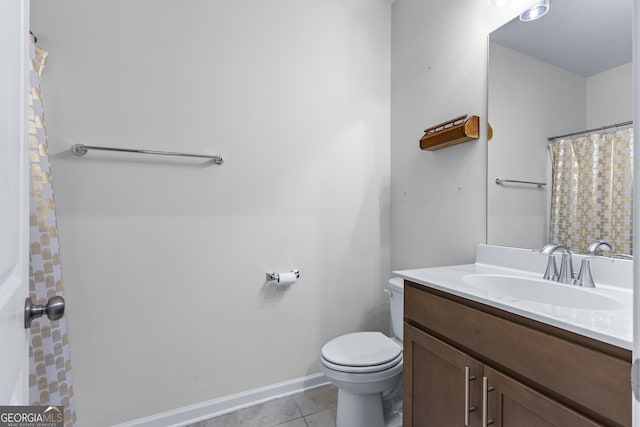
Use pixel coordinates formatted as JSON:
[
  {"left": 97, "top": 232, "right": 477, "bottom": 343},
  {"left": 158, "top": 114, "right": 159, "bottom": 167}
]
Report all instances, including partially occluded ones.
[{"left": 114, "top": 373, "right": 330, "bottom": 427}]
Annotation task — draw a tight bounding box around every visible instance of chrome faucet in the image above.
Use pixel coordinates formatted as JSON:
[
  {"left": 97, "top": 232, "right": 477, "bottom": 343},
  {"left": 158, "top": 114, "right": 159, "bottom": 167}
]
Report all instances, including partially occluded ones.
[
  {"left": 557, "top": 250, "right": 575, "bottom": 284},
  {"left": 586, "top": 241, "right": 612, "bottom": 255},
  {"left": 539, "top": 244, "right": 571, "bottom": 282},
  {"left": 539, "top": 243, "right": 619, "bottom": 288}
]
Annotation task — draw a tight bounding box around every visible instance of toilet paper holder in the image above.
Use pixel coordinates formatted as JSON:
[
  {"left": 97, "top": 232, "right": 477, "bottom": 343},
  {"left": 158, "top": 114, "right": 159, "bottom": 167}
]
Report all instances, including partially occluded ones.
[{"left": 266, "top": 270, "right": 300, "bottom": 282}]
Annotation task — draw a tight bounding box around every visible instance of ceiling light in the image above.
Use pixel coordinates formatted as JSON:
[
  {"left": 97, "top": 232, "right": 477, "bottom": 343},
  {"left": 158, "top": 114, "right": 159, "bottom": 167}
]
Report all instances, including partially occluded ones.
[
  {"left": 520, "top": 0, "right": 549, "bottom": 21},
  {"left": 488, "top": 0, "right": 509, "bottom": 6}
]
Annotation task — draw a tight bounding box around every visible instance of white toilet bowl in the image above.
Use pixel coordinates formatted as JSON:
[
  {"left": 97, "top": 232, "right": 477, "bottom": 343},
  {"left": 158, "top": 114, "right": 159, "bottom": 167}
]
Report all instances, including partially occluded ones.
[{"left": 320, "top": 278, "right": 404, "bottom": 427}]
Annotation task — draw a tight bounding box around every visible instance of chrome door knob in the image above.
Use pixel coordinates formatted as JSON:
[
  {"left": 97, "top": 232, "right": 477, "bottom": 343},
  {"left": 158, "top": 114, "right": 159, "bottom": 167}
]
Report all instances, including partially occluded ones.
[{"left": 24, "top": 296, "right": 65, "bottom": 328}]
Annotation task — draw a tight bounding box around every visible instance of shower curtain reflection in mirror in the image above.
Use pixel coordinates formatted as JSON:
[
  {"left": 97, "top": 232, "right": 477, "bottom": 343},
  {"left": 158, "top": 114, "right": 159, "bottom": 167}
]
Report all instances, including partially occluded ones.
[{"left": 548, "top": 128, "right": 633, "bottom": 255}]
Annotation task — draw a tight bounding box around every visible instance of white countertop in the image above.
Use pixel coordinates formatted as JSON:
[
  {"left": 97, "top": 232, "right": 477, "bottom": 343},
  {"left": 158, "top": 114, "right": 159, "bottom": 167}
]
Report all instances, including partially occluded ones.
[{"left": 394, "top": 245, "right": 633, "bottom": 350}]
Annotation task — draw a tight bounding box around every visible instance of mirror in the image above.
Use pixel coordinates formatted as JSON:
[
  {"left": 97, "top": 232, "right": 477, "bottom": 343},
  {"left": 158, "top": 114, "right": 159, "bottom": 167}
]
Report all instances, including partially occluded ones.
[{"left": 487, "top": 0, "right": 632, "bottom": 253}]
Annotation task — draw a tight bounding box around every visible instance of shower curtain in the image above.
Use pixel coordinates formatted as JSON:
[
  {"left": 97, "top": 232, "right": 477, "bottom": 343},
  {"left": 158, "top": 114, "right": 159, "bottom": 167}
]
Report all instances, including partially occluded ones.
[
  {"left": 548, "top": 128, "right": 633, "bottom": 255},
  {"left": 28, "top": 37, "right": 77, "bottom": 426}
]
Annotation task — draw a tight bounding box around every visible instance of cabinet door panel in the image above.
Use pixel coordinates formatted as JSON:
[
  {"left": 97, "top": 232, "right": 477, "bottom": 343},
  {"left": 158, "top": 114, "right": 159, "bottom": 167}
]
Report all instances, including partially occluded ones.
[
  {"left": 484, "top": 366, "right": 601, "bottom": 427},
  {"left": 405, "top": 323, "right": 482, "bottom": 427}
]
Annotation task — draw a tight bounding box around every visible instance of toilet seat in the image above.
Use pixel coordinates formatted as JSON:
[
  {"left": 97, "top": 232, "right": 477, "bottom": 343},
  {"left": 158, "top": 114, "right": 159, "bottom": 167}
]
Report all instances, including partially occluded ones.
[
  {"left": 322, "top": 352, "right": 402, "bottom": 373},
  {"left": 321, "top": 332, "right": 402, "bottom": 374}
]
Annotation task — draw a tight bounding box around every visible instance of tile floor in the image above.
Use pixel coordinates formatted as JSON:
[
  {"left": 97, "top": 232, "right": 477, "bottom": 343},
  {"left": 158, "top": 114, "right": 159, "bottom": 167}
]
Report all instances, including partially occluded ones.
[{"left": 187, "top": 385, "right": 338, "bottom": 427}]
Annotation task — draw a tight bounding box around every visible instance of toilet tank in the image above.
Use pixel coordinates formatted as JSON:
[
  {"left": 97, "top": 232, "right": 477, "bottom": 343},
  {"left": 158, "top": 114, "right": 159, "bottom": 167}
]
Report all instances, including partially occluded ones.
[{"left": 387, "top": 278, "right": 404, "bottom": 341}]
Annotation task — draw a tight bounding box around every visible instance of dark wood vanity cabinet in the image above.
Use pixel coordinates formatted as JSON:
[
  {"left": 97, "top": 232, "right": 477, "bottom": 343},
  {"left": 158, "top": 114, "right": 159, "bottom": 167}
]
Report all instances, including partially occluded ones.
[
  {"left": 403, "top": 281, "right": 632, "bottom": 427},
  {"left": 405, "top": 324, "right": 483, "bottom": 426},
  {"left": 483, "top": 365, "right": 600, "bottom": 426}
]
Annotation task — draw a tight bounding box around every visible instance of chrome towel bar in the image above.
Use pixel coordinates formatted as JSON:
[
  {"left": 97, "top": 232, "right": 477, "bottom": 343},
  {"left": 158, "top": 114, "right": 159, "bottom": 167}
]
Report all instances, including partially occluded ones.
[
  {"left": 71, "top": 144, "right": 225, "bottom": 165},
  {"left": 495, "top": 177, "right": 546, "bottom": 189}
]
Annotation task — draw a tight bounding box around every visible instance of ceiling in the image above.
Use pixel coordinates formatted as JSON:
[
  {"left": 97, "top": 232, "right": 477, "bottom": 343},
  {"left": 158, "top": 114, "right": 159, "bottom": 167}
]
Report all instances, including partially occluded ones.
[{"left": 490, "top": 0, "right": 632, "bottom": 77}]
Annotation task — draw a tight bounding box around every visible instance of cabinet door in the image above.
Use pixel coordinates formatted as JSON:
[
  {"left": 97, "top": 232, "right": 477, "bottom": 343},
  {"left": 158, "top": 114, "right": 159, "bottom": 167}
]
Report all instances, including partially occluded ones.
[
  {"left": 404, "top": 323, "right": 483, "bottom": 427},
  {"left": 483, "top": 366, "right": 601, "bottom": 427}
]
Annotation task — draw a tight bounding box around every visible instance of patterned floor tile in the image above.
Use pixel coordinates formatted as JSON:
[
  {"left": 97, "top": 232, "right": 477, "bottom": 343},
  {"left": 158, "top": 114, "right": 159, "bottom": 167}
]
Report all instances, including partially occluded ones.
[
  {"left": 237, "top": 397, "right": 302, "bottom": 427},
  {"left": 187, "top": 385, "right": 342, "bottom": 427},
  {"left": 304, "top": 407, "right": 337, "bottom": 427},
  {"left": 187, "top": 411, "right": 240, "bottom": 427},
  {"left": 274, "top": 417, "right": 308, "bottom": 427},
  {"left": 293, "top": 385, "right": 338, "bottom": 417}
]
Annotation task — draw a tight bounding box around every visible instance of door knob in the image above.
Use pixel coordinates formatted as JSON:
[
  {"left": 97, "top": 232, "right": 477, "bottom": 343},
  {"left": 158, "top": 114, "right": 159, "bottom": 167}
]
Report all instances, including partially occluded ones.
[{"left": 24, "top": 296, "right": 65, "bottom": 328}]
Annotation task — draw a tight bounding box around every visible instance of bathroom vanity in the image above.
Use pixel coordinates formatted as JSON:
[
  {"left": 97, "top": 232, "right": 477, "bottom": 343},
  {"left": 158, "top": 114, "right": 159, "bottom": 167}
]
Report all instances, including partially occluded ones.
[{"left": 396, "top": 245, "right": 632, "bottom": 427}]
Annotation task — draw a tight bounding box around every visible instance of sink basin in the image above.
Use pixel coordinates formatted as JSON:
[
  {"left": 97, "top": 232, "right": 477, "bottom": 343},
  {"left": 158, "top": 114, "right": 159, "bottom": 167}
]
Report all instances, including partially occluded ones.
[{"left": 462, "top": 274, "right": 624, "bottom": 310}]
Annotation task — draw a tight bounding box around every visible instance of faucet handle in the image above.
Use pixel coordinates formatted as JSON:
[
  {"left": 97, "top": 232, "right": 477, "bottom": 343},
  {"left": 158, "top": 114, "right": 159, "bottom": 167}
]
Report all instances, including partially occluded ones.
[
  {"left": 543, "top": 255, "right": 558, "bottom": 281},
  {"left": 575, "top": 256, "right": 615, "bottom": 288},
  {"left": 575, "top": 257, "right": 596, "bottom": 288},
  {"left": 537, "top": 244, "right": 573, "bottom": 282}
]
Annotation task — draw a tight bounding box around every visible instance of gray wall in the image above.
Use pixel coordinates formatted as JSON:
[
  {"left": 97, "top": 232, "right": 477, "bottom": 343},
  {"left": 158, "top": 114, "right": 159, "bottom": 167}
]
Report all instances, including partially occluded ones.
[
  {"left": 390, "top": 0, "right": 531, "bottom": 269},
  {"left": 31, "top": 1, "right": 391, "bottom": 425},
  {"left": 586, "top": 63, "right": 632, "bottom": 128}
]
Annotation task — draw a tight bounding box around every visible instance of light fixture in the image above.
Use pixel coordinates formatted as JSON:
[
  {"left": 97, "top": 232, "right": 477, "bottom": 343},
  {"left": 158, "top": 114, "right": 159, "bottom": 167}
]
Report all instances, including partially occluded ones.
[
  {"left": 488, "top": 0, "right": 509, "bottom": 6},
  {"left": 519, "top": 0, "right": 549, "bottom": 21}
]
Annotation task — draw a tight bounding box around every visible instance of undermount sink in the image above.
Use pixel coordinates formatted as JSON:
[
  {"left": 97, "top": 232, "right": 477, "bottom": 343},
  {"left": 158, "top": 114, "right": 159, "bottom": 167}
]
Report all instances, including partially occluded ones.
[{"left": 462, "top": 274, "right": 624, "bottom": 310}]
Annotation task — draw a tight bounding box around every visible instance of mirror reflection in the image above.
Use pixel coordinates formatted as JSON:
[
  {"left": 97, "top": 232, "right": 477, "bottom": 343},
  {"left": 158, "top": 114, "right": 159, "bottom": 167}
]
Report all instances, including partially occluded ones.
[{"left": 487, "top": 0, "right": 633, "bottom": 255}]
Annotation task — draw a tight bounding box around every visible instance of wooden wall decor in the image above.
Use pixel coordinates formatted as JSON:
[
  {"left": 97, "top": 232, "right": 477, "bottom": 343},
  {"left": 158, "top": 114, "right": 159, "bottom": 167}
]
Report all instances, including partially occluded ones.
[{"left": 419, "top": 114, "right": 481, "bottom": 151}]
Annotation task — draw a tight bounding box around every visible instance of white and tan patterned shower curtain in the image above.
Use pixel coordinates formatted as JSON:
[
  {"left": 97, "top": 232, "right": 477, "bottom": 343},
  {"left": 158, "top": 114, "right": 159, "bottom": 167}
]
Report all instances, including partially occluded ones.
[
  {"left": 28, "top": 37, "right": 77, "bottom": 426},
  {"left": 548, "top": 128, "right": 633, "bottom": 255}
]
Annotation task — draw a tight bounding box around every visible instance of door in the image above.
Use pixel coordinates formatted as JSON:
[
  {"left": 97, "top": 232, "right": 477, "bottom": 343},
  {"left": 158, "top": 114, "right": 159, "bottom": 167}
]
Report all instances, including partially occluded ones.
[
  {"left": 482, "top": 366, "right": 601, "bottom": 427},
  {"left": 0, "top": 0, "right": 30, "bottom": 405},
  {"left": 404, "top": 323, "right": 483, "bottom": 426},
  {"left": 634, "top": 0, "right": 640, "bottom": 426}
]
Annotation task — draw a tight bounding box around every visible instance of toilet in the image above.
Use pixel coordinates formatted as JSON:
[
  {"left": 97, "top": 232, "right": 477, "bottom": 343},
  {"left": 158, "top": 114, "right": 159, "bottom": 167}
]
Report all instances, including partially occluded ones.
[{"left": 320, "top": 278, "right": 404, "bottom": 427}]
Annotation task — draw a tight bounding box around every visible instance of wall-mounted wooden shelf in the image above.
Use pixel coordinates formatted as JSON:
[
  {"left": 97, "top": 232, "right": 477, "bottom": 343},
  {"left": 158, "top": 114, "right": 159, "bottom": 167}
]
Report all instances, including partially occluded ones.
[{"left": 419, "top": 114, "right": 480, "bottom": 151}]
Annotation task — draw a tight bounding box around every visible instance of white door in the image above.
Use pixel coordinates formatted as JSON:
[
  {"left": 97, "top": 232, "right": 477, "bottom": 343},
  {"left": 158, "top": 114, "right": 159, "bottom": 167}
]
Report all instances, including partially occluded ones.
[
  {"left": 633, "top": 0, "right": 640, "bottom": 423},
  {"left": 635, "top": 0, "right": 640, "bottom": 424},
  {"left": 0, "top": 0, "right": 30, "bottom": 405}
]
